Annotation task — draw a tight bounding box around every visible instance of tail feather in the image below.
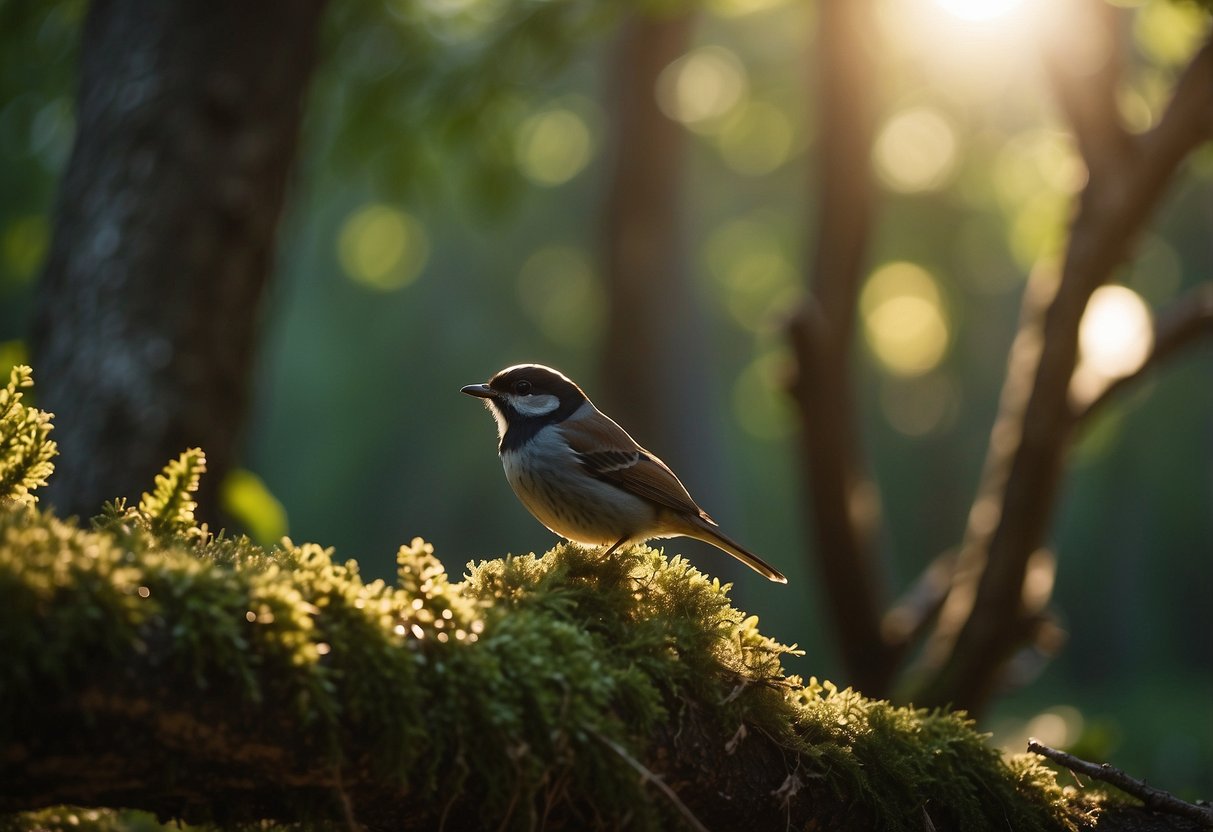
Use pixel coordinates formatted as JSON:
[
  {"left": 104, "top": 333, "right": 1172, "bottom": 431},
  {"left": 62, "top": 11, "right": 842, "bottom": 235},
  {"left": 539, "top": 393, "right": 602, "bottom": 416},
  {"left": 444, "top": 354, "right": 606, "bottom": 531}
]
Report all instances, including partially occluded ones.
[{"left": 684, "top": 515, "right": 787, "bottom": 584}]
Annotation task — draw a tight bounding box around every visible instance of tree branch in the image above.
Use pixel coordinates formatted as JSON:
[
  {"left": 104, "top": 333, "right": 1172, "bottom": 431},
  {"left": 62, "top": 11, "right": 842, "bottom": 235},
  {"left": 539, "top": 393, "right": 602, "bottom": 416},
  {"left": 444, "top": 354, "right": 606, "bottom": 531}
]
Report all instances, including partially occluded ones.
[
  {"left": 912, "top": 30, "right": 1213, "bottom": 714},
  {"left": 1043, "top": 0, "right": 1133, "bottom": 176},
  {"left": 1140, "top": 40, "right": 1213, "bottom": 186},
  {"left": 1028, "top": 740, "right": 1213, "bottom": 828},
  {"left": 880, "top": 548, "right": 957, "bottom": 651}
]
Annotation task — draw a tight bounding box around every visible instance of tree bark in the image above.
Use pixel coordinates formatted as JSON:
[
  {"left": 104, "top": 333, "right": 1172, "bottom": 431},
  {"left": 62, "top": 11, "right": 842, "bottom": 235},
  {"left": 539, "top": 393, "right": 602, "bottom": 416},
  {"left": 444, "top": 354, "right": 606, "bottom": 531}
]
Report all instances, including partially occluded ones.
[{"left": 31, "top": 0, "right": 327, "bottom": 523}]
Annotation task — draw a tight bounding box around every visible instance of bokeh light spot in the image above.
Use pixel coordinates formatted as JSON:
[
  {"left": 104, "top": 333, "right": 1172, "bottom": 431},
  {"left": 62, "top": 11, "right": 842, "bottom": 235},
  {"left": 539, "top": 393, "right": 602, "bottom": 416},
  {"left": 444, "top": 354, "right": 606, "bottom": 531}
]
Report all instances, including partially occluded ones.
[
  {"left": 517, "top": 245, "right": 604, "bottom": 347},
  {"left": 1078, "top": 285, "right": 1153, "bottom": 380},
  {"left": 706, "top": 0, "right": 789, "bottom": 18},
  {"left": 337, "top": 204, "right": 429, "bottom": 291},
  {"left": 934, "top": 0, "right": 1025, "bottom": 21},
  {"left": 733, "top": 349, "right": 797, "bottom": 440},
  {"left": 2, "top": 215, "right": 49, "bottom": 284},
  {"left": 716, "top": 101, "right": 795, "bottom": 175},
  {"left": 704, "top": 217, "right": 798, "bottom": 330},
  {"left": 879, "top": 372, "right": 960, "bottom": 437},
  {"left": 0, "top": 341, "right": 27, "bottom": 379},
  {"left": 861, "top": 262, "right": 950, "bottom": 376},
  {"left": 656, "top": 46, "right": 748, "bottom": 131},
  {"left": 874, "top": 107, "right": 958, "bottom": 193},
  {"left": 221, "top": 468, "right": 289, "bottom": 546},
  {"left": 515, "top": 108, "right": 593, "bottom": 186},
  {"left": 1008, "top": 191, "right": 1068, "bottom": 268},
  {"left": 1134, "top": 0, "right": 1207, "bottom": 66}
]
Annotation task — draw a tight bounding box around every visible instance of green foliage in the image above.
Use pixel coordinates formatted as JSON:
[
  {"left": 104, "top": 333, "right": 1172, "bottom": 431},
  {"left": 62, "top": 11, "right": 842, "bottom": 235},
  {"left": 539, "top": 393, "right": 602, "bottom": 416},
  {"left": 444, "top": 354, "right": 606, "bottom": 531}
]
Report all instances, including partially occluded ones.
[
  {"left": 314, "top": 0, "right": 666, "bottom": 207},
  {"left": 0, "top": 365, "right": 55, "bottom": 507},
  {"left": 0, "top": 455, "right": 1092, "bottom": 830}
]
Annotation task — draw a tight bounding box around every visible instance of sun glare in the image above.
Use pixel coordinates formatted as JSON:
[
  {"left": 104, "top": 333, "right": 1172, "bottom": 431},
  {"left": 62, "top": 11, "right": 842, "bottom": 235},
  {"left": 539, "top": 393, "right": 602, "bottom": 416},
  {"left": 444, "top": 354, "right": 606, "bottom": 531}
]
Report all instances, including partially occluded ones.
[
  {"left": 1078, "top": 285, "right": 1153, "bottom": 380},
  {"left": 1070, "top": 284, "right": 1153, "bottom": 408},
  {"left": 933, "top": 0, "right": 1026, "bottom": 22}
]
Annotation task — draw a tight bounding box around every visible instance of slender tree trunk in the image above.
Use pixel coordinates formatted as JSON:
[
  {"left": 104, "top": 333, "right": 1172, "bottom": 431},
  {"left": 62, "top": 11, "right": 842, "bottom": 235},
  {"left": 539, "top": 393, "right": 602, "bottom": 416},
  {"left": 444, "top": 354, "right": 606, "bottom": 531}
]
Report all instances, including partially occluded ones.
[
  {"left": 787, "top": 0, "right": 897, "bottom": 693},
  {"left": 600, "top": 13, "right": 741, "bottom": 575},
  {"left": 31, "top": 0, "right": 327, "bottom": 523},
  {"left": 600, "top": 14, "right": 696, "bottom": 446}
]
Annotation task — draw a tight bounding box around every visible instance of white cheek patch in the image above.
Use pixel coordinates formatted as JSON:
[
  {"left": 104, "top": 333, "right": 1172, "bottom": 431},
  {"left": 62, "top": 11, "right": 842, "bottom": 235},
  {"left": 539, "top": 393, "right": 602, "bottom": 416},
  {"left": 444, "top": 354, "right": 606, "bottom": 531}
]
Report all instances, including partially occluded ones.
[
  {"left": 508, "top": 393, "right": 560, "bottom": 417},
  {"left": 486, "top": 401, "right": 510, "bottom": 442}
]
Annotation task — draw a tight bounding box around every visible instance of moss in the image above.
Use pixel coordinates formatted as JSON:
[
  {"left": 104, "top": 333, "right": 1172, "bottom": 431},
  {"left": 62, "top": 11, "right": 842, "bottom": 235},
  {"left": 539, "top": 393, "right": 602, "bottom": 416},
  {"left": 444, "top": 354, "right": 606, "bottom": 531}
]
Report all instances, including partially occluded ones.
[
  {"left": 0, "top": 365, "right": 56, "bottom": 509},
  {"left": 0, "top": 370, "right": 1091, "bottom": 830},
  {"left": 0, "top": 807, "right": 170, "bottom": 832},
  {"left": 0, "top": 503, "right": 1089, "bottom": 829}
]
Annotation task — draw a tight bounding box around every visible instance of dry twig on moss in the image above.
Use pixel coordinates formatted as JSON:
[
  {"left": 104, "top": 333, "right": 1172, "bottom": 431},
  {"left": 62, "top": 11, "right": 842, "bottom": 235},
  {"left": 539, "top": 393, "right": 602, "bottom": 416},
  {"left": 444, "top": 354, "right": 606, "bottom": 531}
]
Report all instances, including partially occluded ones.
[{"left": 1028, "top": 739, "right": 1213, "bottom": 829}]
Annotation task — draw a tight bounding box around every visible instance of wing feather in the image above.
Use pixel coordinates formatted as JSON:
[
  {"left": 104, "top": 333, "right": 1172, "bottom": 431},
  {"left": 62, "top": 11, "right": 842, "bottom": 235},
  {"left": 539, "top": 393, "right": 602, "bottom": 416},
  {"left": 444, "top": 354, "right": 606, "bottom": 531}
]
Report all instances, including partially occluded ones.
[{"left": 557, "top": 412, "right": 707, "bottom": 518}]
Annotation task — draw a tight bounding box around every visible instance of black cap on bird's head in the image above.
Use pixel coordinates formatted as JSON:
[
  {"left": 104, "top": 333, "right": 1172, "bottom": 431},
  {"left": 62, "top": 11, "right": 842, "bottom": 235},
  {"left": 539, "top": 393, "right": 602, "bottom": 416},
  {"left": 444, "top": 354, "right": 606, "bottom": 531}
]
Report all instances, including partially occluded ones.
[{"left": 461, "top": 364, "right": 588, "bottom": 449}]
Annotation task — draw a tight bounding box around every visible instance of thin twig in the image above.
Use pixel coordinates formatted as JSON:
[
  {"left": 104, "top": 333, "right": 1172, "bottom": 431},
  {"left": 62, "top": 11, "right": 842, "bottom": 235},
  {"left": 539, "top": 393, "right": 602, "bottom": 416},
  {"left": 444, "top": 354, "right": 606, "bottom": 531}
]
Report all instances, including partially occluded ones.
[
  {"left": 590, "top": 729, "right": 711, "bottom": 832},
  {"left": 1028, "top": 739, "right": 1213, "bottom": 827},
  {"left": 880, "top": 548, "right": 958, "bottom": 651},
  {"left": 333, "top": 765, "right": 360, "bottom": 832}
]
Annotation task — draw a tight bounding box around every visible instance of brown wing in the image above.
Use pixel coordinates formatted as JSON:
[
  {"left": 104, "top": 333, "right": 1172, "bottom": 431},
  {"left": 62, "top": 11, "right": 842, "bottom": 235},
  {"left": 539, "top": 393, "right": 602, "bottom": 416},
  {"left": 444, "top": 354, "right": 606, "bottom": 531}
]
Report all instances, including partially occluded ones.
[{"left": 557, "top": 412, "right": 708, "bottom": 518}]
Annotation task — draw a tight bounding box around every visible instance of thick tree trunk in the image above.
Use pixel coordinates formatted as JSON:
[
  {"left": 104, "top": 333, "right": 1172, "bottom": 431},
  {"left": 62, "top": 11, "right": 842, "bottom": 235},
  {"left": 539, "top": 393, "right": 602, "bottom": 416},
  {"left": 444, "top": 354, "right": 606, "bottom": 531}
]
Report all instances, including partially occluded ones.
[{"left": 31, "top": 0, "right": 327, "bottom": 523}]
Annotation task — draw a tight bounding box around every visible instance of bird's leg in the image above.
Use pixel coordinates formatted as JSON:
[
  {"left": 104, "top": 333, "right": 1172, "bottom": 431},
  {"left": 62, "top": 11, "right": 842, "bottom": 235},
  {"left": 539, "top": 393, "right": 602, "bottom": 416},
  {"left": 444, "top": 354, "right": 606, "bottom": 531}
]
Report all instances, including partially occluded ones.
[{"left": 601, "top": 535, "right": 629, "bottom": 558}]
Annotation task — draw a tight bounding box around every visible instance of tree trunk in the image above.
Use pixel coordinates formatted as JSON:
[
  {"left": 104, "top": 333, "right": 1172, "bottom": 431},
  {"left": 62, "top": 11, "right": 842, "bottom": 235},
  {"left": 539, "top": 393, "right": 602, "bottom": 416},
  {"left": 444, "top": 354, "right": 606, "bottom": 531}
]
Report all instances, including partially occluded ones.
[
  {"left": 599, "top": 13, "right": 745, "bottom": 578},
  {"left": 31, "top": 0, "right": 327, "bottom": 523},
  {"left": 787, "top": 0, "right": 896, "bottom": 693}
]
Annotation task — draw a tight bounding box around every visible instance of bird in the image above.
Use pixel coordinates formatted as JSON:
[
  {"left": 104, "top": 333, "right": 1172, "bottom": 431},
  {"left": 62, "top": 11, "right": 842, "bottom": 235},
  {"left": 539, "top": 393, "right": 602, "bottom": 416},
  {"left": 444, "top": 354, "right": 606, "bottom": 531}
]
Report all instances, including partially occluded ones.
[{"left": 461, "top": 363, "right": 787, "bottom": 583}]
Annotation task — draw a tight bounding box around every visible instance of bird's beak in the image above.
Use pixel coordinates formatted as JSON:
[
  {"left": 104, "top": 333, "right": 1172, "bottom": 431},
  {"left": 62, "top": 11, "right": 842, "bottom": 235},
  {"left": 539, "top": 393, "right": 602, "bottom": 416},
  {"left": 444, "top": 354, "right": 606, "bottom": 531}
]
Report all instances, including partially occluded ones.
[{"left": 461, "top": 383, "right": 497, "bottom": 399}]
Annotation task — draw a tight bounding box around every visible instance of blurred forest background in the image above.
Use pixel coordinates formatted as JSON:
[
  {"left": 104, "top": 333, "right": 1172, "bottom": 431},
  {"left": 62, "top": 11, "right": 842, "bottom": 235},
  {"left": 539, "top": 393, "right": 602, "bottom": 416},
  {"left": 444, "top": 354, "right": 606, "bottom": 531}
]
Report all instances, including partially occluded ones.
[{"left": 1, "top": 0, "right": 1211, "bottom": 800}]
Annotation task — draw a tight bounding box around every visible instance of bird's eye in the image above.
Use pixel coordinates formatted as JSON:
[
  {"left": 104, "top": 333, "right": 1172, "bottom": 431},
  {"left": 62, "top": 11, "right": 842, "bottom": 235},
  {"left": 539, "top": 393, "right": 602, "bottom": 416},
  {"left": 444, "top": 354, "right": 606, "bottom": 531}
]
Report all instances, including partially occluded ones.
[{"left": 514, "top": 380, "right": 533, "bottom": 395}]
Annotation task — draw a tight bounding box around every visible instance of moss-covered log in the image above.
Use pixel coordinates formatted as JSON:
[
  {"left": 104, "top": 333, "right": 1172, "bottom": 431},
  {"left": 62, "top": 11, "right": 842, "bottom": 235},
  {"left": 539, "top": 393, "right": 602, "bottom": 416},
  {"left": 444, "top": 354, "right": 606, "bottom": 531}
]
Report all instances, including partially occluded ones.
[
  {"left": 0, "top": 370, "right": 1197, "bottom": 831},
  {"left": 0, "top": 496, "right": 1080, "bottom": 831}
]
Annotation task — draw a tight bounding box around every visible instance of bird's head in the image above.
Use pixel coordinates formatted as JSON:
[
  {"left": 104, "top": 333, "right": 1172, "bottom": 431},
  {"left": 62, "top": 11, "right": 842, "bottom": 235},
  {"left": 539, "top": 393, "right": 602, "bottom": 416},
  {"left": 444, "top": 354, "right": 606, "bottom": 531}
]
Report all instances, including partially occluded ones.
[{"left": 461, "top": 364, "right": 588, "bottom": 448}]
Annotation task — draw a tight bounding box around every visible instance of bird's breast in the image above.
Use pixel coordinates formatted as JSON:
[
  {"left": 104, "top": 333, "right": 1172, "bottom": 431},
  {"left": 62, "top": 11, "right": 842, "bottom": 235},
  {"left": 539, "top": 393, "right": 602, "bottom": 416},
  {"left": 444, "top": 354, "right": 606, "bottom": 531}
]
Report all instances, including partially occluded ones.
[{"left": 500, "top": 428, "right": 655, "bottom": 545}]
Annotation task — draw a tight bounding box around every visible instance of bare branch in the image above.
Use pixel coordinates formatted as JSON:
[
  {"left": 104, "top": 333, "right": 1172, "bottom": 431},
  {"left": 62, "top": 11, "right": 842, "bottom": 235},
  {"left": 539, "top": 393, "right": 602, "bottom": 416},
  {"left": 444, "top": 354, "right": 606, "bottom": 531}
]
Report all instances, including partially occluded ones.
[
  {"left": 880, "top": 548, "right": 958, "bottom": 651},
  {"left": 1028, "top": 740, "right": 1213, "bottom": 828},
  {"left": 911, "top": 33, "right": 1213, "bottom": 714},
  {"left": 1141, "top": 40, "right": 1213, "bottom": 181}
]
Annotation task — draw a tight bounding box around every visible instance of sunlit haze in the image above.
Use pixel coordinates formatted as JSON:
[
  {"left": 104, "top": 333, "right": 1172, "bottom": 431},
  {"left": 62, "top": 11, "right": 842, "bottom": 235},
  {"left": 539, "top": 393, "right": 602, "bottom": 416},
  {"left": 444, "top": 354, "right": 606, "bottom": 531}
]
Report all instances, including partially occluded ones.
[{"left": 934, "top": 0, "right": 1026, "bottom": 22}]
